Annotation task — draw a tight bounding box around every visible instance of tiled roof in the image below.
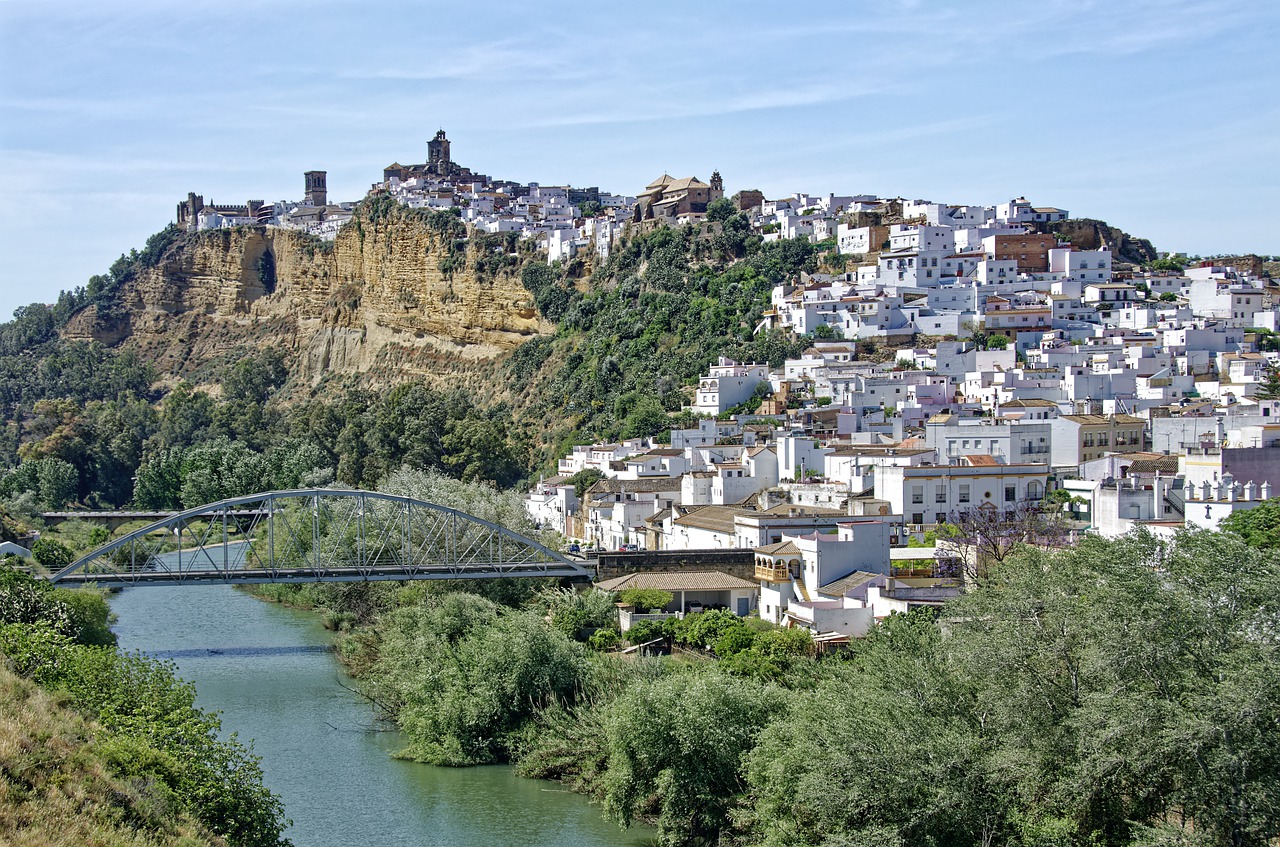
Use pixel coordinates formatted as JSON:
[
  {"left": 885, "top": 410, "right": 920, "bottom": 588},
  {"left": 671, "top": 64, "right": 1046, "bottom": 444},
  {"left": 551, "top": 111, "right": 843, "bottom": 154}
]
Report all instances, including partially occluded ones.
[
  {"left": 645, "top": 508, "right": 673, "bottom": 526},
  {"left": 1059, "top": 414, "right": 1145, "bottom": 425},
  {"left": 754, "top": 540, "right": 800, "bottom": 556},
  {"left": 818, "top": 570, "right": 883, "bottom": 597},
  {"left": 587, "top": 477, "right": 683, "bottom": 494},
  {"left": 1126, "top": 456, "right": 1180, "bottom": 475},
  {"left": 672, "top": 505, "right": 752, "bottom": 533},
  {"left": 596, "top": 570, "right": 758, "bottom": 592}
]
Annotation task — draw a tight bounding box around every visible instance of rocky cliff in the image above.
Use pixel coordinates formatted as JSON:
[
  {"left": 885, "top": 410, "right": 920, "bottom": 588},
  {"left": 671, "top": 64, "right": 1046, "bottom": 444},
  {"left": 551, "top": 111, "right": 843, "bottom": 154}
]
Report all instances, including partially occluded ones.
[
  {"left": 1046, "top": 218, "right": 1158, "bottom": 266},
  {"left": 62, "top": 203, "right": 547, "bottom": 389}
]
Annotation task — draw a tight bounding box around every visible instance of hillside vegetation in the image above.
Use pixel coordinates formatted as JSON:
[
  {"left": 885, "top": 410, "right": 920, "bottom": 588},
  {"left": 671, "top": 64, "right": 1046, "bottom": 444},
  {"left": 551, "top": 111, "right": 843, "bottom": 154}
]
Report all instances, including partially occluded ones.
[
  {"left": 0, "top": 566, "right": 291, "bottom": 847},
  {"left": 254, "top": 473, "right": 1280, "bottom": 847},
  {"left": 0, "top": 203, "right": 822, "bottom": 507},
  {"left": 0, "top": 664, "right": 226, "bottom": 847}
]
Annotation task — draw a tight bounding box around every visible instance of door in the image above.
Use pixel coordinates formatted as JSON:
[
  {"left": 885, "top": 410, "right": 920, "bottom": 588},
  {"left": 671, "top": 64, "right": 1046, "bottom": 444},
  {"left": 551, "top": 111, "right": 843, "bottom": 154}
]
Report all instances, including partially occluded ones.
[{"left": 737, "top": 596, "right": 749, "bottom": 616}]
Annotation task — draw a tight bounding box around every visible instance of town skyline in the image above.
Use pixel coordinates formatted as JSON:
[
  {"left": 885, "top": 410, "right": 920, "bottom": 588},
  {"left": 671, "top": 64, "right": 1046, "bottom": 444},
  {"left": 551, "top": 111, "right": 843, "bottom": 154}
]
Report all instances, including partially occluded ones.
[{"left": 1, "top": 0, "right": 1278, "bottom": 319}]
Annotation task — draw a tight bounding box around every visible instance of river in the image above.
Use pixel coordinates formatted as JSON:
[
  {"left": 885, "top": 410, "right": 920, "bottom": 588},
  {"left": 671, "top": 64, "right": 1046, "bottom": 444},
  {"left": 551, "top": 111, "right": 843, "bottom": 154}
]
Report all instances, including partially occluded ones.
[{"left": 109, "top": 584, "right": 655, "bottom": 847}]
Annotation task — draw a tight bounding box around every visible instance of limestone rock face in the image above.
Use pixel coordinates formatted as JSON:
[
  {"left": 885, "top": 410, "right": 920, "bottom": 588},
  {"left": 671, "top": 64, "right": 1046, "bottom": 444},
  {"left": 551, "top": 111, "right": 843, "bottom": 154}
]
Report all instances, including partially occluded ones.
[
  {"left": 1047, "top": 218, "right": 1158, "bottom": 266},
  {"left": 62, "top": 207, "right": 547, "bottom": 387}
]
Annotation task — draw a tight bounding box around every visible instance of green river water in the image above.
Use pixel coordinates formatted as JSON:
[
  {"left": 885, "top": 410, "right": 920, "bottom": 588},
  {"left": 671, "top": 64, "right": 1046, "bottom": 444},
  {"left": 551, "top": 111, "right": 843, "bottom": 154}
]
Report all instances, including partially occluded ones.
[{"left": 109, "top": 585, "right": 655, "bottom": 847}]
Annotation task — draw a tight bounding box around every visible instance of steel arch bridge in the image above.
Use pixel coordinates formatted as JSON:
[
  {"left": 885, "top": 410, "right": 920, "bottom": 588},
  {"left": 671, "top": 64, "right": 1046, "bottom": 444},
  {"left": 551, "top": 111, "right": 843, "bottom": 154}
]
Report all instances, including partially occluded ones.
[{"left": 48, "top": 489, "right": 592, "bottom": 589}]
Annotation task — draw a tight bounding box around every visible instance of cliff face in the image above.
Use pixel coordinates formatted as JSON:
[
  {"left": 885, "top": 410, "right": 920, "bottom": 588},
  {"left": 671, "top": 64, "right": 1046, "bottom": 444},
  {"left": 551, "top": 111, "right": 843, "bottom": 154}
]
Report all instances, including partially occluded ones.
[
  {"left": 62, "top": 206, "right": 546, "bottom": 388},
  {"left": 1047, "top": 218, "right": 1158, "bottom": 266}
]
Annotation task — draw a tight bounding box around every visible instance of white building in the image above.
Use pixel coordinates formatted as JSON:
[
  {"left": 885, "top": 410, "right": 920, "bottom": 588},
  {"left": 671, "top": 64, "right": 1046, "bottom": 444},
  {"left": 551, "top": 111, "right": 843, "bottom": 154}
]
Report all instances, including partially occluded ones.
[{"left": 693, "top": 358, "right": 771, "bottom": 415}]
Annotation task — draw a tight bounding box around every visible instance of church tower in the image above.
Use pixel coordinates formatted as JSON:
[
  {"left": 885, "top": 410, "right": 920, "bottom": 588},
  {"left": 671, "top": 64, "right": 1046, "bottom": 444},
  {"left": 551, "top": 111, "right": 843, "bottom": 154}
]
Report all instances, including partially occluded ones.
[
  {"left": 709, "top": 170, "right": 724, "bottom": 199},
  {"left": 304, "top": 171, "right": 328, "bottom": 207},
  {"left": 427, "top": 129, "right": 451, "bottom": 174}
]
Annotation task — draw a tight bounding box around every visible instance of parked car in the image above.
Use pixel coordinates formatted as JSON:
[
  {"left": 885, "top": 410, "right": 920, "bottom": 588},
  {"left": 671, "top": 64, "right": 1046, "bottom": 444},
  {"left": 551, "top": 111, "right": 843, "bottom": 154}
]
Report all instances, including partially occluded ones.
[
  {"left": 568, "top": 543, "right": 580, "bottom": 554},
  {"left": 685, "top": 601, "right": 704, "bottom": 614},
  {"left": 619, "top": 543, "right": 639, "bottom": 552}
]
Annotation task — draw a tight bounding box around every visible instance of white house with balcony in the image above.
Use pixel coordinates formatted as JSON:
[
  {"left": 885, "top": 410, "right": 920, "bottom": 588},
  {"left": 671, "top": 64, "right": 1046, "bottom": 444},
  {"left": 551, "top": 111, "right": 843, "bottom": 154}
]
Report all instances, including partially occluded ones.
[
  {"left": 923, "top": 414, "right": 1053, "bottom": 465},
  {"left": 692, "top": 358, "right": 771, "bottom": 415},
  {"left": 874, "top": 458, "right": 1049, "bottom": 528}
]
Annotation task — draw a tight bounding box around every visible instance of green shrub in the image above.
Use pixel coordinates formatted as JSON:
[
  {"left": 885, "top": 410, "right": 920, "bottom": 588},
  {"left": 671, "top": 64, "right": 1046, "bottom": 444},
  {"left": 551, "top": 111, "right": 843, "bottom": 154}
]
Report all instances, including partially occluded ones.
[{"left": 618, "top": 588, "right": 672, "bottom": 613}]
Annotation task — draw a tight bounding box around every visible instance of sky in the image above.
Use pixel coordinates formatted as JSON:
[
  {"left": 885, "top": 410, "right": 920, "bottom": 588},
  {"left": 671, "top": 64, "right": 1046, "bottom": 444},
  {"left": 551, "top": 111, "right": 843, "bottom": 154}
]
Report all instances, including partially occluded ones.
[{"left": 1, "top": 0, "right": 1278, "bottom": 319}]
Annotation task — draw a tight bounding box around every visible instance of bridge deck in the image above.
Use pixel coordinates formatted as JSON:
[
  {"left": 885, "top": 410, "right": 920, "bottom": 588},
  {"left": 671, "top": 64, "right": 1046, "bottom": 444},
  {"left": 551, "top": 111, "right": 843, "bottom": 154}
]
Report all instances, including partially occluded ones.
[
  {"left": 54, "top": 562, "right": 596, "bottom": 589},
  {"left": 47, "top": 489, "right": 593, "bottom": 588}
]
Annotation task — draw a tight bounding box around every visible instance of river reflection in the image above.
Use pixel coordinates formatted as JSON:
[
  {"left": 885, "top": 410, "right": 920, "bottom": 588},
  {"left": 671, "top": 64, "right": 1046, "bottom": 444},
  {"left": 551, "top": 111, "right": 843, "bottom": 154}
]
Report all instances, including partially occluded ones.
[{"left": 110, "top": 585, "right": 655, "bottom": 847}]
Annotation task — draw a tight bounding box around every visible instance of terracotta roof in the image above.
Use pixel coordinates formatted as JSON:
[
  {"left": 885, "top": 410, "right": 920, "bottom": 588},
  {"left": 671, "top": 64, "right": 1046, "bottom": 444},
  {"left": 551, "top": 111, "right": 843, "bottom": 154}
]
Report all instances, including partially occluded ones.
[
  {"left": 1126, "top": 456, "right": 1180, "bottom": 475},
  {"left": 596, "top": 570, "right": 758, "bottom": 592},
  {"left": 754, "top": 540, "right": 800, "bottom": 557},
  {"left": 586, "top": 477, "right": 683, "bottom": 495},
  {"left": 645, "top": 508, "right": 673, "bottom": 526},
  {"left": 671, "top": 506, "right": 752, "bottom": 533},
  {"left": 961, "top": 455, "right": 999, "bottom": 466}
]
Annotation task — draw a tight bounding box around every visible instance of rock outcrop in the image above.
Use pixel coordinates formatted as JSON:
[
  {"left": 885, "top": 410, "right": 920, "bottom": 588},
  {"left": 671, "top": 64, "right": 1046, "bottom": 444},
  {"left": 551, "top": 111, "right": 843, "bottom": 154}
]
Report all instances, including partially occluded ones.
[
  {"left": 62, "top": 205, "right": 547, "bottom": 388},
  {"left": 1046, "top": 218, "right": 1158, "bottom": 266}
]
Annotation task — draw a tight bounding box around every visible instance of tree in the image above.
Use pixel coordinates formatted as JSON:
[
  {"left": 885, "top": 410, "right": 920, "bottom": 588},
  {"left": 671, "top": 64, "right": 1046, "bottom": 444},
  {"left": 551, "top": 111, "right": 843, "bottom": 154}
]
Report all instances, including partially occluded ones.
[
  {"left": 1257, "top": 365, "right": 1280, "bottom": 400},
  {"left": 618, "top": 588, "right": 672, "bottom": 613},
  {"left": 747, "top": 531, "right": 1280, "bottom": 846},
  {"left": 441, "top": 414, "right": 523, "bottom": 487},
  {"left": 944, "top": 502, "right": 1071, "bottom": 583},
  {"left": 603, "top": 671, "right": 782, "bottom": 845},
  {"left": 1220, "top": 496, "right": 1280, "bottom": 548},
  {"left": 156, "top": 383, "right": 215, "bottom": 448},
  {"left": 133, "top": 446, "right": 185, "bottom": 509},
  {"left": 31, "top": 538, "right": 73, "bottom": 570},
  {"left": 35, "top": 458, "right": 77, "bottom": 509},
  {"left": 984, "top": 333, "right": 1010, "bottom": 349},
  {"left": 705, "top": 197, "right": 735, "bottom": 222},
  {"left": 621, "top": 396, "right": 669, "bottom": 439}
]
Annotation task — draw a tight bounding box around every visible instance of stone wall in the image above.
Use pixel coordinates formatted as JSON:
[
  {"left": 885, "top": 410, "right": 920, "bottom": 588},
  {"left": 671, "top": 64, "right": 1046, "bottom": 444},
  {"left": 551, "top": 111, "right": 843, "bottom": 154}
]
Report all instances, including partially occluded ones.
[{"left": 595, "top": 549, "right": 756, "bottom": 582}]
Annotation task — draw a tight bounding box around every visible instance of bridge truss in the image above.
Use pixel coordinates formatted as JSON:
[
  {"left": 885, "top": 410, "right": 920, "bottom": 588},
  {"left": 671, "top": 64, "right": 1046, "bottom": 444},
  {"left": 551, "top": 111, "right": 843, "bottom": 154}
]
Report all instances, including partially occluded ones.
[{"left": 49, "top": 489, "right": 591, "bottom": 588}]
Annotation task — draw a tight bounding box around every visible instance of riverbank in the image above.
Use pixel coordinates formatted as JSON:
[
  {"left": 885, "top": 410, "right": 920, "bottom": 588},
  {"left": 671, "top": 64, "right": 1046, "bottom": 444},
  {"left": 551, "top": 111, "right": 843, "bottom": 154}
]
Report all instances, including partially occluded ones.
[
  {"left": 109, "top": 583, "right": 656, "bottom": 847},
  {"left": 242, "top": 579, "right": 819, "bottom": 846}
]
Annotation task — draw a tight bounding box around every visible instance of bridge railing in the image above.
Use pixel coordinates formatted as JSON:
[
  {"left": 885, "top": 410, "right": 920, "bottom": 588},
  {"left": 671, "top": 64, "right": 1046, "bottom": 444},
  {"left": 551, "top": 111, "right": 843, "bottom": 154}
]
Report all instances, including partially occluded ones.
[{"left": 50, "top": 489, "right": 591, "bottom": 588}]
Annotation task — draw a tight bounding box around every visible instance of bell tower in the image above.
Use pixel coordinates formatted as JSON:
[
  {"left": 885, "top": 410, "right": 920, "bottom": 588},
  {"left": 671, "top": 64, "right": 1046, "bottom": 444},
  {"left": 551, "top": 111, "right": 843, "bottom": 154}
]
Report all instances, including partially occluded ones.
[
  {"left": 427, "top": 129, "right": 451, "bottom": 174},
  {"left": 304, "top": 170, "right": 327, "bottom": 206}
]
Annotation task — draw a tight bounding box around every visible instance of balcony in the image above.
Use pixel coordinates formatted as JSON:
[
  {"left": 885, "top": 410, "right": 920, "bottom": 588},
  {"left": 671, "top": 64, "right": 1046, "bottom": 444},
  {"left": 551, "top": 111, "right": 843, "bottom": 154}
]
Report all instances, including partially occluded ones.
[{"left": 755, "top": 561, "right": 794, "bottom": 582}]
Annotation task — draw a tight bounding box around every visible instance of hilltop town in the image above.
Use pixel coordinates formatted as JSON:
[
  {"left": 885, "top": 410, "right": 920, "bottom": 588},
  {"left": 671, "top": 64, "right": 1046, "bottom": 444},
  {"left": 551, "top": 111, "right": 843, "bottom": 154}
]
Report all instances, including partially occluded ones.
[{"left": 172, "top": 130, "right": 1279, "bottom": 645}]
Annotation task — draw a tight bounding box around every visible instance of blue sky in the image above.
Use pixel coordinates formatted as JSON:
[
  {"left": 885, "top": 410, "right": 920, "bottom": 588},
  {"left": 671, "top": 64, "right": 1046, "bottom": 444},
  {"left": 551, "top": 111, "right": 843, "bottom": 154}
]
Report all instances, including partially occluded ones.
[{"left": 1, "top": 0, "right": 1277, "bottom": 319}]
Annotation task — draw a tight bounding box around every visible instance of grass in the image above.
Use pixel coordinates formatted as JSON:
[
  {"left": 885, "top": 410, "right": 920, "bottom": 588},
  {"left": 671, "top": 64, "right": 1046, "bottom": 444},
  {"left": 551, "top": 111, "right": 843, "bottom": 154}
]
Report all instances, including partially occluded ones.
[{"left": 0, "top": 664, "right": 223, "bottom": 847}]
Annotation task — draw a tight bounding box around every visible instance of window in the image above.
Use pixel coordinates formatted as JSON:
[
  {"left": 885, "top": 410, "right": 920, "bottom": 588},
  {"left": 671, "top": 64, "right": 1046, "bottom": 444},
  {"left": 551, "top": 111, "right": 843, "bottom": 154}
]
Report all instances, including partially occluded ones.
[
  {"left": 959, "top": 484, "right": 970, "bottom": 503},
  {"left": 911, "top": 486, "right": 924, "bottom": 504},
  {"left": 936, "top": 488, "right": 947, "bottom": 503},
  {"left": 912, "top": 513, "right": 924, "bottom": 525},
  {"left": 1005, "top": 485, "right": 1016, "bottom": 503}
]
